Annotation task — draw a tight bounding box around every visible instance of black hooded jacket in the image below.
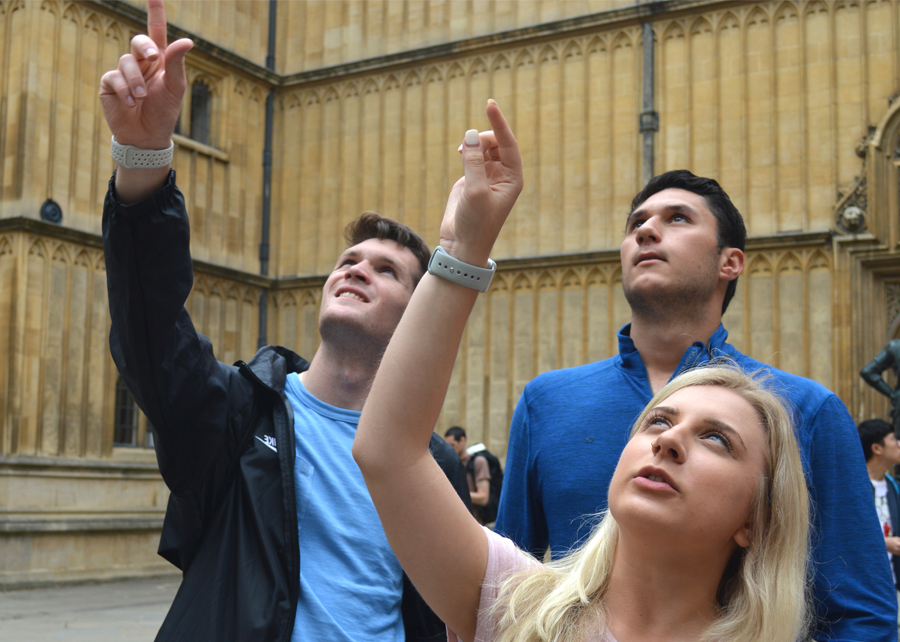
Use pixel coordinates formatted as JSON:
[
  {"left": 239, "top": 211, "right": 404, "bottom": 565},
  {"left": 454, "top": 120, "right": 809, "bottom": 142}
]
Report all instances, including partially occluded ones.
[{"left": 103, "top": 171, "right": 469, "bottom": 641}]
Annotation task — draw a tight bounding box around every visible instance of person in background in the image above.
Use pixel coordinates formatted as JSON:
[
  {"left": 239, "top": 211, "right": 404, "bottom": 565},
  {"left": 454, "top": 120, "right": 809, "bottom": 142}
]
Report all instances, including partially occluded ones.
[
  {"left": 444, "top": 426, "right": 491, "bottom": 523},
  {"left": 858, "top": 417, "right": 900, "bottom": 638}
]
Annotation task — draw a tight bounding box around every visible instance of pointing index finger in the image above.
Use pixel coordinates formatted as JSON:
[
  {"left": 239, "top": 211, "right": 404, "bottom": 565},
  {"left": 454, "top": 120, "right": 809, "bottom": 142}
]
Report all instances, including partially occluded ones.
[
  {"left": 485, "top": 100, "right": 521, "bottom": 170},
  {"left": 147, "top": 0, "right": 168, "bottom": 51}
]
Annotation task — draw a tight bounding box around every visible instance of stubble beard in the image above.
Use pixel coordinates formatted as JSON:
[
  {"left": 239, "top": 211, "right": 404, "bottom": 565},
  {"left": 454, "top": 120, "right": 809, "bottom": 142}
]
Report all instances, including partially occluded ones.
[{"left": 623, "top": 258, "right": 720, "bottom": 325}]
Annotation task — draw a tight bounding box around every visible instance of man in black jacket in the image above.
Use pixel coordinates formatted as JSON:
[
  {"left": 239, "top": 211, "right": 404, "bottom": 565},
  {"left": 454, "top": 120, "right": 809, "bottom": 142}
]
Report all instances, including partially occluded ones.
[{"left": 99, "top": 3, "right": 469, "bottom": 640}]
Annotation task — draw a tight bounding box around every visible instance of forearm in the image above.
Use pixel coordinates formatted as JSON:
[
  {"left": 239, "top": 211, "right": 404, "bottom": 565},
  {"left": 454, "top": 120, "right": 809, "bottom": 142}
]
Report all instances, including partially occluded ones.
[
  {"left": 357, "top": 273, "right": 478, "bottom": 472},
  {"left": 115, "top": 164, "right": 170, "bottom": 204}
]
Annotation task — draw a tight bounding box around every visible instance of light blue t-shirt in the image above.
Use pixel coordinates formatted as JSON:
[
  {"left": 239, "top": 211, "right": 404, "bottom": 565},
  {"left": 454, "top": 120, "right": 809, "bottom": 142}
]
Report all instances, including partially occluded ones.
[{"left": 285, "top": 373, "right": 404, "bottom": 642}]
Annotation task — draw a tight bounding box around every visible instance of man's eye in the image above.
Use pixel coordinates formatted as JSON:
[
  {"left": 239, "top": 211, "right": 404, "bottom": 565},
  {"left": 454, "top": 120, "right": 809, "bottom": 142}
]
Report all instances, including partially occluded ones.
[
  {"left": 380, "top": 267, "right": 395, "bottom": 276},
  {"left": 672, "top": 214, "right": 686, "bottom": 222}
]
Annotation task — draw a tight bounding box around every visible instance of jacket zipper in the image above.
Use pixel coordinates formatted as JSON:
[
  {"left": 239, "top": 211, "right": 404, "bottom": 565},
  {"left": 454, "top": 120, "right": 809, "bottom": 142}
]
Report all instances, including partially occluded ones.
[{"left": 236, "top": 360, "right": 301, "bottom": 642}]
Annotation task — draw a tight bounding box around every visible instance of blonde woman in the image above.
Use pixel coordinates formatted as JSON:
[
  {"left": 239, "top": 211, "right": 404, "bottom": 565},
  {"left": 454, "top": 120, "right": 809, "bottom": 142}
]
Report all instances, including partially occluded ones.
[{"left": 354, "top": 101, "right": 810, "bottom": 642}]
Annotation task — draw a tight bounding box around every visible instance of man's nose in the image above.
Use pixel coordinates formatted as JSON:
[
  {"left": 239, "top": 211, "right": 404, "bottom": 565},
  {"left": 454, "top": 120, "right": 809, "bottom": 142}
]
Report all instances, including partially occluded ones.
[
  {"left": 345, "top": 261, "right": 371, "bottom": 282},
  {"left": 636, "top": 219, "right": 660, "bottom": 244}
]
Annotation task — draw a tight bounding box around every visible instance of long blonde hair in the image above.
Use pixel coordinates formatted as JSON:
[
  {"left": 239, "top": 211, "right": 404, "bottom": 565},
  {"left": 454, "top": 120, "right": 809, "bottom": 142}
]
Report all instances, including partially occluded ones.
[{"left": 491, "top": 366, "right": 811, "bottom": 642}]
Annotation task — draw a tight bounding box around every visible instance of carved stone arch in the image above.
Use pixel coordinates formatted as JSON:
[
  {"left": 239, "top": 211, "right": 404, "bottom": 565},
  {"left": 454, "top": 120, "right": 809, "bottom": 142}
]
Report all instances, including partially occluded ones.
[
  {"left": 299, "top": 289, "right": 319, "bottom": 307},
  {"left": 537, "top": 271, "right": 557, "bottom": 290},
  {"left": 51, "top": 243, "right": 71, "bottom": 265},
  {"left": 248, "top": 85, "right": 264, "bottom": 103},
  {"left": 804, "top": 0, "right": 830, "bottom": 17},
  {"left": 586, "top": 35, "right": 607, "bottom": 54},
  {"left": 62, "top": 2, "right": 83, "bottom": 28},
  {"left": 191, "top": 73, "right": 218, "bottom": 96},
  {"left": 512, "top": 273, "right": 533, "bottom": 292},
  {"left": 690, "top": 16, "right": 714, "bottom": 36},
  {"left": 207, "top": 279, "right": 225, "bottom": 299},
  {"left": 662, "top": 21, "right": 685, "bottom": 42},
  {"left": 514, "top": 49, "right": 535, "bottom": 68},
  {"left": 561, "top": 269, "right": 582, "bottom": 289},
  {"left": 342, "top": 81, "right": 360, "bottom": 99},
  {"left": 283, "top": 91, "right": 301, "bottom": 110},
  {"left": 425, "top": 67, "right": 443, "bottom": 84},
  {"left": 104, "top": 20, "right": 124, "bottom": 43},
  {"left": 538, "top": 44, "right": 558, "bottom": 64},
  {"left": 490, "top": 273, "right": 511, "bottom": 293},
  {"left": 773, "top": 1, "right": 800, "bottom": 22},
  {"left": 323, "top": 86, "right": 340, "bottom": 103},
  {"left": 807, "top": 249, "right": 831, "bottom": 271},
  {"left": 446, "top": 62, "right": 465, "bottom": 80},
  {"left": 362, "top": 78, "right": 379, "bottom": 95},
  {"left": 28, "top": 237, "right": 47, "bottom": 258},
  {"left": 611, "top": 31, "right": 635, "bottom": 51},
  {"left": 610, "top": 264, "right": 624, "bottom": 285},
  {"left": 192, "top": 275, "right": 211, "bottom": 297},
  {"left": 562, "top": 40, "right": 583, "bottom": 60},
  {"left": 718, "top": 11, "right": 741, "bottom": 31},
  {"left": 234, "top": 78, "right": 247, "bottom": 95},
  {"left": 860, "top": 93, "right": 900, "bottom": 241},
  {"left": 585, "top": 266, "right": 607, "bottom": 287},
  {"left": 490, "top": 54, "right": 511, "bottom": 72},
  {"left": 279, "top": 290, "right": 299, "bottom": 308},
  {"left": 39, "top": 0, "right": 60, "bottom": 17},
  {"left": 469, "top": 57, "right": 488, "bottom": 77},
  {"left": 0, "top": 236, "right": 11, "bottom": 256},
  {"left": 73, "top": 249, "right": 91, "bottom": 268},
  {"left": 746, "top": 253, "right": 774, "bottom": 277},
  {"left": 383, "top": 74, "right": 400, "bottom": 92},
  {"left": 93, "top": 253, "right": 105, "bottom": 271},
  {"left": 775, "top": 251, "right": 802, "bottom": 274},
  {"left": 83, "top": 11, "right": 101, "bottom": 34},
  {"left": 746, "top": 4, "right": 771, "bottom": 27},
  {"left": 403, "top": 70, "right": 421, "bottom": 88},
  {"left": 305, "top": 89, "right": 321, "bottom": 106}
]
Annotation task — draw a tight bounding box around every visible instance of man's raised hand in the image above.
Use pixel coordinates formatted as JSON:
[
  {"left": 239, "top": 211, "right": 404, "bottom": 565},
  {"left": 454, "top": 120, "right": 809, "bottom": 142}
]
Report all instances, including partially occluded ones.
[
  {"left": 439, "top": 100, "right": 523, "bottom": 268},
  {"left": 99, "top": 0, "right": 192, "bottom": 151}
]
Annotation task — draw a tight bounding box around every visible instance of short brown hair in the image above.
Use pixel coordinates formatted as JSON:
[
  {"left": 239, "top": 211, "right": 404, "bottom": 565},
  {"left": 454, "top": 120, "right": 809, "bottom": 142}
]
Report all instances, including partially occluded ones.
[{"left": 343, "top": 212, "right": 430, "bottom": 285}]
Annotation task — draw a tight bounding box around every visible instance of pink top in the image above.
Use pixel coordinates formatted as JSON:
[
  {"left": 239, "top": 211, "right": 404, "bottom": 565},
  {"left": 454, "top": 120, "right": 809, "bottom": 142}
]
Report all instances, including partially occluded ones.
[{"left": 446, "top": 528, "right": 616, "bottom": 642}]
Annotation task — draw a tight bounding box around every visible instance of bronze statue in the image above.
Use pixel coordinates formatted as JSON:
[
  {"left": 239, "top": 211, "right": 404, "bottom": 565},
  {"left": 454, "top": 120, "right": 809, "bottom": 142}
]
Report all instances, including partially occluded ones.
[{"left": 860, "top": 339, "right": 900, "bottom": 431}]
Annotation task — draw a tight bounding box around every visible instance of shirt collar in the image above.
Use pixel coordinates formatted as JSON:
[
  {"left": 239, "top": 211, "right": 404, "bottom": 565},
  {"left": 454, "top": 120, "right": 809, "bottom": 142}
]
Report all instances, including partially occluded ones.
[{"left": 617, "top": 322, "right": 732, "bottom": 378}]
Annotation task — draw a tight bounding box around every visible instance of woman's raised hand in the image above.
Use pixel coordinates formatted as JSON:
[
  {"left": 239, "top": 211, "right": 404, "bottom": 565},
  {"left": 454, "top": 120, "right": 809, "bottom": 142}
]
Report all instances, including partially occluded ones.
[{"left": 439, "top": 100, "right": 523, "bottom": 267}]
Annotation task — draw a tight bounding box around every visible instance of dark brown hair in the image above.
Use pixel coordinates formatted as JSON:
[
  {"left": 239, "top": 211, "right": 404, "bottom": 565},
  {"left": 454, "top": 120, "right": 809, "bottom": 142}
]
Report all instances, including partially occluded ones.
[{"left": 343, "top": 211, "right": 431, "bottom": 285}]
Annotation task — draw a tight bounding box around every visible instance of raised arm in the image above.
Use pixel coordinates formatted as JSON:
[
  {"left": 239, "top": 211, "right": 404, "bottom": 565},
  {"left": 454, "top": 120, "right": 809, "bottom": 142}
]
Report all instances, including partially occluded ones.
[
  {"left": 99, "top": 0, "right": 192, "bottom": 203},
  {"left": 354, "top": 100, "right": 522, "bottom": 642}
]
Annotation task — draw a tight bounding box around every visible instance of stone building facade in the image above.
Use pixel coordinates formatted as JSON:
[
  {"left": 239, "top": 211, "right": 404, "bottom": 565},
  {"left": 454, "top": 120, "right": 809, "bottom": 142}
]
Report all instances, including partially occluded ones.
[{"left": 2, "top": 0, "right": 900, "bottom": 586}]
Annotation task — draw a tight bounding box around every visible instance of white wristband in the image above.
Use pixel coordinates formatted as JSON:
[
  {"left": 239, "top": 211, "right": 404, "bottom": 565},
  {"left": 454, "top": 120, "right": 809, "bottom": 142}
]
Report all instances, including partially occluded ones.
[
  {"left": 427, "top": 246, "right": 496, "bottom": 293},
  {"left": 111, "top": 135, "right": 174, "bottom": 169}
]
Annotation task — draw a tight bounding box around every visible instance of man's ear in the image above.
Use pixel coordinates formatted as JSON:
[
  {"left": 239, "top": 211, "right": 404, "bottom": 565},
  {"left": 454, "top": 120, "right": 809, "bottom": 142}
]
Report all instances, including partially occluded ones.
[
  {"left": 873, "top": 442, "right": 885, "bottom": 458},
  {"left": 719, "top": 247, "right": 744, "bottom": 283}
]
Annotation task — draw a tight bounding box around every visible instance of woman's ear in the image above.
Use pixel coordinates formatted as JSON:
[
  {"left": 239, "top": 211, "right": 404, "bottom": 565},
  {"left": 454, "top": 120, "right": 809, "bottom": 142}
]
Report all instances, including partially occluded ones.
[{"left": 733, "top": 522, "right": 752, "bottom": 549}]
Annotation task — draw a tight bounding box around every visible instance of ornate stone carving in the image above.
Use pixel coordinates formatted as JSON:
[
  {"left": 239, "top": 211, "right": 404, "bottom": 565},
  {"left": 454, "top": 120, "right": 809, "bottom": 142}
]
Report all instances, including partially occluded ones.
[
  {"left": 834, "top": 174, "right": 867, "bottom": 234},
  {"left": 888, "top": 282, "right": 900, "bottom": 329}
]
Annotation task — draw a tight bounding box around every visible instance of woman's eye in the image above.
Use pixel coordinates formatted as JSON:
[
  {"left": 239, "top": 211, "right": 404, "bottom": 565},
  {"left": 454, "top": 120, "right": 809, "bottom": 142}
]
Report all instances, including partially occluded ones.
[{"left": 704, "top": 431, "right": 731, "bottom": 449}]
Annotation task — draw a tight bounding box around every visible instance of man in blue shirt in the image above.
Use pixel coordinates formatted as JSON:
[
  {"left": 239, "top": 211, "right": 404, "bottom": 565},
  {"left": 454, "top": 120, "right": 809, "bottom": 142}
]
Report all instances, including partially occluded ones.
[{"left": 495, "top": 169, "right": 897, "bottom": 641}]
